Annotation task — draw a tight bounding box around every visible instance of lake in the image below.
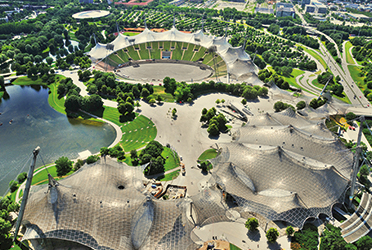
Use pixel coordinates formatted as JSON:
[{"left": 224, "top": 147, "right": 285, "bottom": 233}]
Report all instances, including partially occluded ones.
[{"left": 0, "top": 85, "right": 116, "bottom": 195}]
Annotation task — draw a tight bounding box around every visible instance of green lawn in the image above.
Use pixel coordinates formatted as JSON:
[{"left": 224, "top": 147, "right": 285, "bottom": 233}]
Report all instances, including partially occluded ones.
[
  {"left": 31, "top": 165, "right": 74, "bottom": 185},
  {"left": 117, "top": 49, "right": 130, "bottom": 62},
  {"left": 153, "top": 86, "right": 175, "bottom": 102},
  {"left": 139, "top": 43, "right": 150, "bottom": 59},
  {"left": 157, "top": 169, "right": 180, "bottom": 181},
  {"left": 230, "top": 243, "right": 242, "bottom": 250},
  {"left": 127, "top": 46, "right": 140, "bottom": 61},
  {"left": 96, "top": 106, "right": 157, "bottom": 152},
  {"left": 192, "top": 46, "right": 205, "bottom": 61},
  {"left": 163, "top": 41, "right": 171, "bottom": 51},
  {"left": 171, "top": 42, "right": 183, "bottom": 60},
  {"left": 348, "top": 65, "right": 366, "bottom": 90},
  {"left": 282, "top": 69, "right": 305, "bottom": 89},
  {"left": 198, "top": 149, "right": 218, "bottom": 161},
  {"left": 108, "top": 54, "right": 124, "bottom": 65},
  {"left": 162, "top": 147, "right": 180, "bottom": 172},
  {"left": 182, "top": 44, "right": 195, "bottom": 61},
  {"left": 345, "top": 41, "right": 355, "bottom": 64},
  {"left": 123, "top": 32, "right": 140, "bottom": 36},
  {"left": 0, "top": 91, "right": 4, "bottom": 99},
  {"left": 301, "top": 46, "right": 328, "bottom": 70}
]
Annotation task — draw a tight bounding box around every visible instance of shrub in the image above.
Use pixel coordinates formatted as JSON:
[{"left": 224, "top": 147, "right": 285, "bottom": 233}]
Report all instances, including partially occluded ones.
[
  {"left": 9, "top": 180, "right": 18, "bottom": 193},
  {"left": 296, "top": 101, "right": 306, "bottom": 110},
  {"left": 286, "top": 226, "right": 294, "bottom": 236},
  {"left": 74, "top": 159, "right": 84, "bottom": 171},
  {"left": 86, "top": 155, "right": 99, "bottom": 164},
  {"left": 266, "top": 228, "right": 279, "bottom": 243},
  {"left": 17, "top": 172, "right": 27, "bottom": 184},
  {"left": 245, "top": 218, "right": 259, "bottom": 231}
]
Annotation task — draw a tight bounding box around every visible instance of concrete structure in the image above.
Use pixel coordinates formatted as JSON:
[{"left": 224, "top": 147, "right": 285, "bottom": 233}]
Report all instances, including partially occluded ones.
[
  {"left": 301, "top": 0, "right": 311, "bottom": 8},
  {"left": 305, "top": 5, "right": 316, "bottom": 13},
  {"left": 276, "top": 6, "right": 295, "bottom": 17},
  {"left": 88, "top": 27, "right": 257, "bottom": 81},
  {"left": 347, "top": 13, "right": 372, "bottom": 21},
  {"left": 72, "top": 10, "right": 110, "bottom": 19},
  {"left": 316, "top": 4, "right": 328, "bottom": 14}
]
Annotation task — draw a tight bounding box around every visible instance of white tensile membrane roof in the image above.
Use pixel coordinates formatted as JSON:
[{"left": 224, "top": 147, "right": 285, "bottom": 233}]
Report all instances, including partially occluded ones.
[{"left": 88, "top": 27, "right": 257, "bottom": 80}]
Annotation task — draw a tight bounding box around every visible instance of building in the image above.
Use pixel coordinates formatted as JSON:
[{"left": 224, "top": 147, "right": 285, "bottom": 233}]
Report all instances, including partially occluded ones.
[
  {"left": 347, "top": 13, "right": 372, "bottom": 21},
  {"left": 276, "top": 2, "right": 293, "bottom": 10},
  {"left": 276, "top": 6, "right": 295, "bottom": 17},
  {"left": 305, "top": 5, "right": 316, "bottom": 13},
  {"left": 79, "top": 0, "right": 94, "bottom": 3},
  {"left": 301, "top": 0, "right": 311, "bottom": 8},
  {"left": 316, "top": 4, "right": 328, "bottom": 14},
  {"left": 169, "top": 0, "right": 185, "bottom": 5}
]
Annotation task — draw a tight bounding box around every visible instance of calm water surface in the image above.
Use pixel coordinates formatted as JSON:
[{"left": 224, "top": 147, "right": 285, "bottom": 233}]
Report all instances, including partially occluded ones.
[{"left": 0, "top": 85, "right": 116, "bottom": 194}]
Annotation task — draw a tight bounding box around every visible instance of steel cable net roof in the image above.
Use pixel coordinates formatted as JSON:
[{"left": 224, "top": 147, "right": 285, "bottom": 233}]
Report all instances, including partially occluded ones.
[
  {"left": 22, "top": 159, "right": 198, "bottom": 250},
  {"left": 88, "top": 27, "right": 257, "bottom": 80},
  {"left": 190, "top": 188, "right": 230, "bottom": 227},
  {"left": 234, "top": 123, "right": 353, "bottom": 178},
  {"left": 210, "top": 143, "right": 350, "bottom": 228}
]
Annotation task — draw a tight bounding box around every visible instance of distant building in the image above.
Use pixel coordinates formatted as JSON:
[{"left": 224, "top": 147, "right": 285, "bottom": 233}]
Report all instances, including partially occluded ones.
[
  {"left": 301, "top": 0, "right": 311, "bottom": 8},
  {"left": 305, "top": 5, "right": 316, "bottom": 12},
  {"left": 347, "top": 13, "right": 372, "bottom": 20},
  {"left": 345, "top": 3, "right": 359, "bottom": 9},
  {"left": 276, "top": 6, "right": 295, "bottom": 17},
  {"left": 276, "top": 2, "right": 293, "bottom": 9},
  {"left": 169, "top": 0, "right": 185, "bottom": 5},
  {"left": 79, "top": 0, "right": 93, "bottom": 3},
  {"left": 316, "top": 4, "right": 327, "bottom": 13}
]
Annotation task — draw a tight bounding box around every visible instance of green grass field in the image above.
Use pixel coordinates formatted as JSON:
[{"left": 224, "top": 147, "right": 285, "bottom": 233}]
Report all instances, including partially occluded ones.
[
  {"left": 162, "top": 147, "right": 180, "bottom": 171},
  {"left": 230, "top": 244, "right": 242, "bottom": 250},
  {"left": 192, "top": 46, "right": 205, "bottom": 61},
  {"left": 31, "top": 165, "right": 74, "bottom": 185},
  {"left": 108, "top": 54, "right": 124, "bottom": 65},
  {"left": 153, "top": 86, "right": 175, "bottom": 102},
  {"left": 348, "top": 65, "right": 366, "bottom": 90},
  {"left": 157, "top": 169, "right": 180, "bottom": 181},
  {"left": 127, "top": 46, "right": 140, "bottom": 61},
  {"left": 282, "top": 69, "right": 305, "bottom": 89},
  {"left": 97, "top": 106, "right": 157, "bottom": 151},
  {"left": 117, "top": 49, "right": 130, "bottom": 62},
  {"left": 163, "top": 41, "right": 171, "bottom": 51},
  {"left": 198, "top": 149, "right": 218, "bottom": 161},
  {"left": 312, "top": 78, "right": 351, "bottom": 104},
  {"left": 345, "top": 41, "right": 355, "bottom": 64},
  {"left": 182, "top": 44, "right": 194, "bottom": 61},
  {"left": 301, "top": 46, "right": 328, "bottom": 70},
  {"left": 171, "top": 42, "right": 183, "bottom": 60},
  {"left": 139, "top": 43, "right": 150, "bottom": 59}
]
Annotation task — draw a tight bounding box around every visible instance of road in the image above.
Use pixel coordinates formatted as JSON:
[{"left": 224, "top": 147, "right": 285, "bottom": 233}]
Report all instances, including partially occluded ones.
[{"left": 291, "top": 3, "right": 371, "bottom": 109}]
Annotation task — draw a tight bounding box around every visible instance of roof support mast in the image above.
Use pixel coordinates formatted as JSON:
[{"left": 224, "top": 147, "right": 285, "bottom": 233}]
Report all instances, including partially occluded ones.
[
  {"left": 14, "top": 147, "right": 40, "bottom": 242},
  {"left": 349, "top": 116, "right": 365, "bottom": 208}
]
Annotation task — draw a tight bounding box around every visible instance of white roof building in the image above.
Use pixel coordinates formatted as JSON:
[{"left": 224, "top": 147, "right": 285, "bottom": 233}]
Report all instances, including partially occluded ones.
[{"left": 88, "top": 27, "right": 258, "bottom": 81}]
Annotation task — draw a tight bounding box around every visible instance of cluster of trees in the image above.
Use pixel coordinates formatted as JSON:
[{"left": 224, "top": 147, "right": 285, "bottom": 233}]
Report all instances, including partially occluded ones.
[
  {"left": 273, "top": 101, "right": 295, "bottom": 112},
  {"left": 317, "top": 72, "right": 344, "bottom": 97},
  {"left": 100, "top": 145, "right": 126, "bottom": 161},
  {"left": 321, "top": 35, "right": 338, "bottom": 57},
  {"left": 139, "top": 141, "right": 165, "bottom": 175},
  {"left": 259, "top": 69, "right": 293, "bottom": 90},
  {"left": 283, "top": 33, "right": 319, "bottom": 50},
  {"left": 291, "top": 223, "right": 319, "bottom": 250},
  {"left": 351, "top": 38, "right": 372, "bottom": 63},
  {"left": 309, "top": 97, "right": 327, "bottom": 109},
  {"left": 245, "top": 217, "right": 279, "bottom": 243},
  {"left": 320, "top": 224, "right": 372, "bottom": 250},
  {"left": 0, "top": 196, "right": 20, "bottom": 249},
  {"left": 200, "top": 107, "right": 227, "bottom": 136},
  {"left": 164, "top": 77, "right": 268, "bottom": 103},
  {"left": 358, "top": 165, "right": 370, "bottom": 189}
]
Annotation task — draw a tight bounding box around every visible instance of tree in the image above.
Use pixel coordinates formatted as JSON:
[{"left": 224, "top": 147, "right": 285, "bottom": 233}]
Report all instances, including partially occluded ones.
[
  {"left": 172, "top": 108, "right": 177, "bottom": 117},
  {"left": 221, "top": 99, "right": 225, "bottom": 104},
  {"left": 55, "top": 156, "right": 73, "bottom": 177},
  {"left": 356, "top": 236, "right": 372, "bottom": 250},
  {"left": 148, "top": 98, "right": 156, "bottom": 105},
  {"left": 156, "top": 94, "right": 163, "bottom": 104},
  {"left": 74, "top": 159, "right": 84, "bottom": 171},
  {"left": 0, "top": 76, "right": 4, "bottom": 91},
  {"left": 241, "top": 99, "right": 247, "bottom": 105},
  {"left": 17, "top": 172, "right": 27, "bottom": 184},
  {"left": 45, "top": 56, "right": 53, "bottom": 65},
  {"left": 86, "top": 155, "right": 99, "bottom": 164},
  {"left": 100, "top": 147, "right": 109, "bottom": 156},
  {"left": 65, "top": 94, "right": 81, "bottom": 112},
  {"left": 266, "top": 228, "right": 279, "bottom": 243},
  {"left": 141, "top": 88, "right": 150, "bottom": 99},
  {"left": 207, "top": 123, "right": 220, "bottom": 136},
  {"left": 296, "top": 101, "right": 306, "bottom": 110},
  {"left": 216, "top": 99, "right": 220, "bottom": 105},
  {"left": 345, "top": 112, "right": 356, "bottom": 122},
  {"left": 286, "top": 226, "right": 294, "bottom": 236},
  {"left": 9, "top": 180, "right": 18, "bottom": 193},
  {"left": 130, "top": 149, "right": 137, "bottom": 159},
  {"left": 0, "top": 218, "right": 13, "bottom": 250},
  {"left": 245, "top": 218, "right": 259, "bottom": 231}
]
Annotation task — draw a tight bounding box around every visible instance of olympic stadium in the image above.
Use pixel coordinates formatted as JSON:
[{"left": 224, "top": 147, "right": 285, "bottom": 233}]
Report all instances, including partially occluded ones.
[{"left": 87, "top": 26, "right": 258, "bottom": 82}]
